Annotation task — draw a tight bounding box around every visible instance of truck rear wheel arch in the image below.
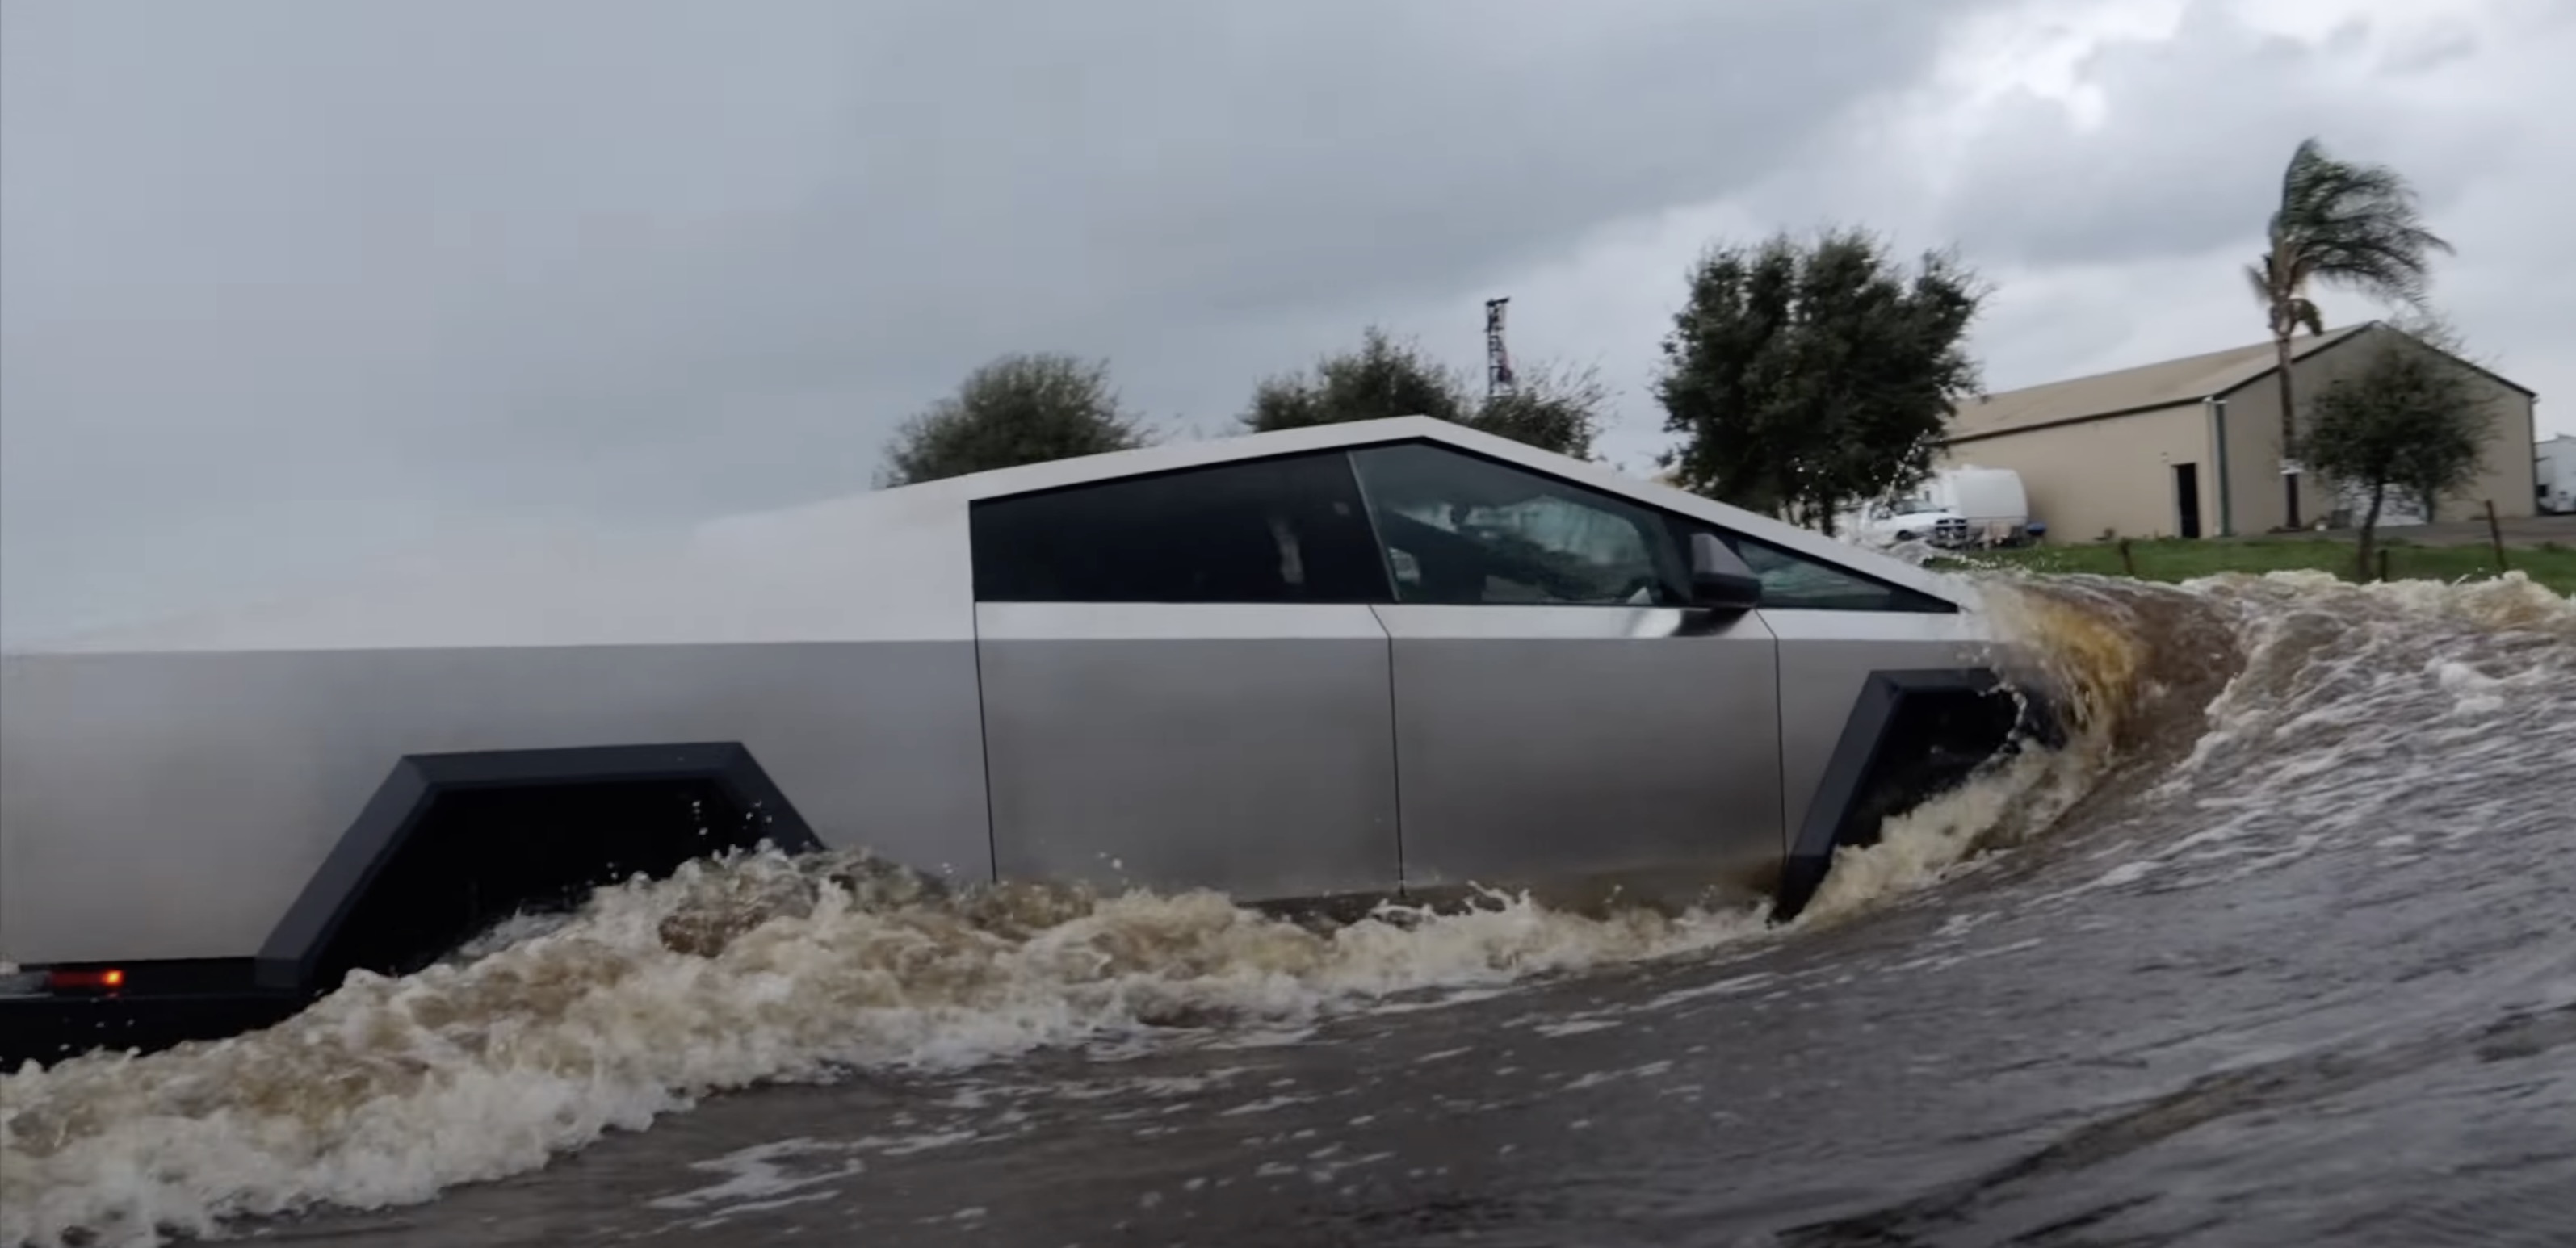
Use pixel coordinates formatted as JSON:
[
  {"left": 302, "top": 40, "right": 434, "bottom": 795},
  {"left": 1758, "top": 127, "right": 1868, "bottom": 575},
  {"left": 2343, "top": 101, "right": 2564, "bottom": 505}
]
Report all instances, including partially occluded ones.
[{"left": 254, "top": 741, "right": 821, "bottom": 995}]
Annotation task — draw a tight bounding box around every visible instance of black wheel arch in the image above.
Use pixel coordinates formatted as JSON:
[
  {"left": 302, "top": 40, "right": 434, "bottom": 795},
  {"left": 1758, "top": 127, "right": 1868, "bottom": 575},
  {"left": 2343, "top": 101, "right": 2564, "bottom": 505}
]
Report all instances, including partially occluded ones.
[
  {"left": 1772, "top": 668, "right": 2062, "bottom": 923},
  {"left": 253, "top": 741, "right": 822, "bottom": 994}
]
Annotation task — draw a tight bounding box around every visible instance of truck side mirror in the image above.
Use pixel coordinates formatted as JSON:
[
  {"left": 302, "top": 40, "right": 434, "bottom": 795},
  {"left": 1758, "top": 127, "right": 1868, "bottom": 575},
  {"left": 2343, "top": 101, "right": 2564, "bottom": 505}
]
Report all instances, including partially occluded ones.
[{"left": 1687, "top": 531, "right": 1763, "bottom": 613}]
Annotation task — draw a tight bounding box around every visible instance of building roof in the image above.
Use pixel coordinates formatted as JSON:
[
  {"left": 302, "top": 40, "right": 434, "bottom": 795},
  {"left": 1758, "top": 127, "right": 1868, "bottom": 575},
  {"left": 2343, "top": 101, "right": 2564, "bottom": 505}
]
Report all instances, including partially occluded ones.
[{"left": 1949, "top": 322, "right": 2380, "bottom": 442}]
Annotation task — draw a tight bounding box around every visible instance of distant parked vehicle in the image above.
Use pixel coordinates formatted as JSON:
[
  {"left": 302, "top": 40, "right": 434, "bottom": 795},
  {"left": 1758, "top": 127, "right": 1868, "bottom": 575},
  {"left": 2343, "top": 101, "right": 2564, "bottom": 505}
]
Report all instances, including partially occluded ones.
[
  {"left": 2538, "top": 435, "right": 2574, "bottom": 515},
  {"left": 1850, "top": 467, "right": 2033, "bottom": 549},
  {"left": 2330, "top": 478, "right": 2429, "bottom": 529}
]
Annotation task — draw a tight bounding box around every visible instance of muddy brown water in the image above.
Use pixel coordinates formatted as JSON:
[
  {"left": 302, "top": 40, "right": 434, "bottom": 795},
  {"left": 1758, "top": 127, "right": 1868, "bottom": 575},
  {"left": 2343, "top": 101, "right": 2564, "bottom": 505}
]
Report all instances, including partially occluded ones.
[{"left": 6, "top": 570, "right": 2572, "bottom": 1248}]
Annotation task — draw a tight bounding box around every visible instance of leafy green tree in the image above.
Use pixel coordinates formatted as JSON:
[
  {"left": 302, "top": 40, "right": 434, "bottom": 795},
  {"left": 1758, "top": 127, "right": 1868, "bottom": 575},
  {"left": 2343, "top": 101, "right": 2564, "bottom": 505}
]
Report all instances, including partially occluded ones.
[
  {"left": 2382, "top": 312, "right": 2494, "bottom": 523},
  {"left": 1240, "top": 325, "right": 1605, "bottom": 459},
  {"left": 2247, "top": 136, "right": 2454, "bottom": 529},
  {"left": 880, "top": 353, "right": 1152, "bottom": 486},
  {"left": 2305, "top": 325, "right": 2495, "bottom": 578},
  {"left": 1473, "top": 359, "right": 1612, "bottom": 463},
  {"left": 1242, "top": 327, "right": 1471, "bottom": 432},
  {"left": 1653, "top": 227, "right": 1985, "bottom": 535}
]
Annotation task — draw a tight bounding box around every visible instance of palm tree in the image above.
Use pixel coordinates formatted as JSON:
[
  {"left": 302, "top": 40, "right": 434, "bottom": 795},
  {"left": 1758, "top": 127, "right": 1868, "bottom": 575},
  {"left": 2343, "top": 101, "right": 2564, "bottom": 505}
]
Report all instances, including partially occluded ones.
[{"left": 2247, "top": 136, "right": 2453, "bottom": 530}]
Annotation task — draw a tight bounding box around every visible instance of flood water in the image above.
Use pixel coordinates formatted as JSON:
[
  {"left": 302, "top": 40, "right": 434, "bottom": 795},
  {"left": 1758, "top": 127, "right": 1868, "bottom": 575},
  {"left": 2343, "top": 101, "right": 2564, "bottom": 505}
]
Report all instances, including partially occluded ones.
[{"left": 5, "top": 570, "right": 2572, "bottom": 1248}]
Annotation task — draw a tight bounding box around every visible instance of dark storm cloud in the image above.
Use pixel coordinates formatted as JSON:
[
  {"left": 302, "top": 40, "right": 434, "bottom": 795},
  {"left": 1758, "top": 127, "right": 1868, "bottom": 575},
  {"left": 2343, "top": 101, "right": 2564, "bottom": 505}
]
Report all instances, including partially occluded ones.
[{"left": 1, "top": 0, "right": 1977, "bottom": 637}]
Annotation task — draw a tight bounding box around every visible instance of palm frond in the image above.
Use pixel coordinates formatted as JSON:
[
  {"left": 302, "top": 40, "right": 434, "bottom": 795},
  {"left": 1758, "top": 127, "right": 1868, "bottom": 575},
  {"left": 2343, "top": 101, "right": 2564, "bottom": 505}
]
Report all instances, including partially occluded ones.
[
  {"left": 2269, "top": 136, "right": 2456, "bottom": 313},
  {"left": 2245, "top": 259, "right": 2276, "bottom": 307}
]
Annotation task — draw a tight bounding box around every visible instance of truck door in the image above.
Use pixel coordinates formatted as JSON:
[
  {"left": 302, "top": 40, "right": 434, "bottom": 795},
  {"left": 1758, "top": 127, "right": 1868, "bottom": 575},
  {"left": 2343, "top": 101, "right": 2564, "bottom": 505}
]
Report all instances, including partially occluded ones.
[
  {"left": 1344, "top": 442, "right": 1785, "bottom": 904},
  {"left": 968, "top": 450, "right": 1403, "bottom": 902}
]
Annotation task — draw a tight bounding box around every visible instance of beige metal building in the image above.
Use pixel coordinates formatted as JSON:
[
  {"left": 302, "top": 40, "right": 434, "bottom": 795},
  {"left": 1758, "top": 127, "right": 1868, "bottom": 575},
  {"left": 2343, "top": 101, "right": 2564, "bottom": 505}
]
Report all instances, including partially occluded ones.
[{"left": 1940, "top": 321, "right": 2540, "bottom": 541}]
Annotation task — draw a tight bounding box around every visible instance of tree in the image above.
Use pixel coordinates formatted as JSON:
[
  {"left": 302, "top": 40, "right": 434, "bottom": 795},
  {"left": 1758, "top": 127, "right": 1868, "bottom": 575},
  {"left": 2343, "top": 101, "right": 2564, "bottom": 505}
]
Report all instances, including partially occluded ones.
[
  {"left": 2247, "top": 136, "right": 2454, "bottom": 530},
  {"left": 880, "top": 352, "right": 1152, "bottom": 486},
  {"left": 2381, "top": 312, "right": 2495, "bottom": 523},
  {"left": 1240, "top": 325, "right": 1605, "bottom": 459},
  {"left": 1242, "top": 326, "right": 1471, "bottom": 432},
  {"left": 2303, "top": 329, "right": 2494, "bottom": 580},
  {"left": 1653, "top": 227, "right": 1985, "bottom": 535},
  {"left": 1473, "top": 359, "right": 1613, "bottom": 463}
]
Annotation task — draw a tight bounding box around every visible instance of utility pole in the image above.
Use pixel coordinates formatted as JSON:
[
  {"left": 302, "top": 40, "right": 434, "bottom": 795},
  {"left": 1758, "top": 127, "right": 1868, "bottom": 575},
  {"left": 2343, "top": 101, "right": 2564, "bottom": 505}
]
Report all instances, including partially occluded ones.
[{"left": 1484, "top": 297, "right": 1516, "bottom": 399}]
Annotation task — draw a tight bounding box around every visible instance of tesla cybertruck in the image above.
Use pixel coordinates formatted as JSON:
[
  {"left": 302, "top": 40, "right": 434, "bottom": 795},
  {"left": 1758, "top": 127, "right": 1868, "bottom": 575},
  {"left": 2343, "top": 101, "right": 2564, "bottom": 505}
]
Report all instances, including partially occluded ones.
[{"left": 0, "top": 417, "right": 2058, "bottom": 1064}]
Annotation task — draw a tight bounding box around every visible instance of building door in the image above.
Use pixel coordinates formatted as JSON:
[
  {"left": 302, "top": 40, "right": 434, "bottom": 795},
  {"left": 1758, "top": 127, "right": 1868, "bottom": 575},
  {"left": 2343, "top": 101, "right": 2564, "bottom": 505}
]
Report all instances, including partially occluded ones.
[{"left": 2172, "top": 463, "right": 2202, "bottom": 538}]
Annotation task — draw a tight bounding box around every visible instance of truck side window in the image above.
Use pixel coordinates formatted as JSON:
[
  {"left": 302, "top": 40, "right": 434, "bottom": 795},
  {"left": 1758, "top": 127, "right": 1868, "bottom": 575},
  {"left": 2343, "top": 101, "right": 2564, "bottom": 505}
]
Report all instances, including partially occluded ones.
[
  {"left": 1347, "top": 443, "right": 1689, "bottom": 606},
  {"left": 971, "top": 451, "right": 1395, "bottom": 604},
  {"left": 1675, "top": 521, "right": 1957, "bottom": 614}
]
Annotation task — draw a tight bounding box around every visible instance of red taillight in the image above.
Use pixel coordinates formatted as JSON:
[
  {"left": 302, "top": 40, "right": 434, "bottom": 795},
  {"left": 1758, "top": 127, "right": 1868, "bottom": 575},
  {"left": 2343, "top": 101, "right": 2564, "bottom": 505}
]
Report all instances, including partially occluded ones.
[{"left": 47, "top": 968, "right": 124, "bottom": 993}]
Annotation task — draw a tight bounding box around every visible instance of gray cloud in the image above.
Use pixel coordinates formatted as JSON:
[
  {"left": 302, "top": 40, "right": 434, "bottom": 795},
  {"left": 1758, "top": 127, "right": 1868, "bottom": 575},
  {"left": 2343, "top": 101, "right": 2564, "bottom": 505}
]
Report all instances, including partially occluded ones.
[
  {"left": 2, "top": 0, "right": 1972, "bottom": 638},
  {"left": 1923, "top": 5, "right": 2517, "bottom": 270},
  {"left": 1676, "top": 0, "right": 2571, "bottom": 421},
  {"left": 6, "top": 0, "right": 2568, "bottom": 642}
]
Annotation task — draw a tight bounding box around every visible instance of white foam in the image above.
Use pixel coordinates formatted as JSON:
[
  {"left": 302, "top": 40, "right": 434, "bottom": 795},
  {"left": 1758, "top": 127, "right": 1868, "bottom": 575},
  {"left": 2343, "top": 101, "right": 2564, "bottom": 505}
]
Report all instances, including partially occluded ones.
[
  {"left": 0, "top": 865, "right": 1765, "bottom": 1246},
  {"left": 1645, "top": 971, "right": 1780, "bottom": 1010},
  {"left": 2091, "top": 861, "right": 2158, "bottom": 890},
  {"left": 642, "top": 1137, "right": 867, "bottom": 1232}
]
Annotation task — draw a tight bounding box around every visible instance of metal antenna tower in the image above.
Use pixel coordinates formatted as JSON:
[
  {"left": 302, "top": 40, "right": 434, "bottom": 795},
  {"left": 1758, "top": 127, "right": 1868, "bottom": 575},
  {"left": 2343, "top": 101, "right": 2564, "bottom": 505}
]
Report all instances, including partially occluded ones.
[{"left": 1483, "top": 297, "right": 1517, "bottom": 399}]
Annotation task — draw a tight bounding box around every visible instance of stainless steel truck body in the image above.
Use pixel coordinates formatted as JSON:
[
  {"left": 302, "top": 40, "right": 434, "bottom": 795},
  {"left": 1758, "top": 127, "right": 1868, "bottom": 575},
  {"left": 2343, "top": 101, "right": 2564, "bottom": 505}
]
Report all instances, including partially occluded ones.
[{"left": 0, "top": 417, "right": 2045, "bottom": 1063}]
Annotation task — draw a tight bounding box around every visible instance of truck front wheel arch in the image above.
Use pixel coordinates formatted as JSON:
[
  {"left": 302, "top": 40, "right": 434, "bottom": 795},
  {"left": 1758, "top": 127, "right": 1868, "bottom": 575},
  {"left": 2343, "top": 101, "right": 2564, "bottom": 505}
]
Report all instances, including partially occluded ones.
[{"left": 1772, "top": 670, "right": 2057, "bottom": 923}]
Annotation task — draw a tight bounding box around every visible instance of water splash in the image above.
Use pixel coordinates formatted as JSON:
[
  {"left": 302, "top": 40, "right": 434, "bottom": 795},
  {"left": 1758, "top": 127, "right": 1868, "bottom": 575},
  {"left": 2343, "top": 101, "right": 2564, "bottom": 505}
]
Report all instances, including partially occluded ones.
[
  {"left": 0, "top": 855, "right": 1767, "bottom": 1246},
  {"left": 1794, "top": 572, "right": 2204, "bottom": 923},
  {"left": 1813, "top": 568, "right": 2573, "bottom": 922},
  {"left": 2072, "top": 569, "right": 2576, "bottom": 897}
]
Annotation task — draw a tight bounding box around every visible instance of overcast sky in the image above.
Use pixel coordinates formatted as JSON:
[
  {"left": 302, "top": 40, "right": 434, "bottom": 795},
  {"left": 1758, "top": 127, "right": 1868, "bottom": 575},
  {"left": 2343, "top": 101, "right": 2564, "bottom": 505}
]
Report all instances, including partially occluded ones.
[{"left": 4, "top": 0, "right": 2569, "bottom": 640}]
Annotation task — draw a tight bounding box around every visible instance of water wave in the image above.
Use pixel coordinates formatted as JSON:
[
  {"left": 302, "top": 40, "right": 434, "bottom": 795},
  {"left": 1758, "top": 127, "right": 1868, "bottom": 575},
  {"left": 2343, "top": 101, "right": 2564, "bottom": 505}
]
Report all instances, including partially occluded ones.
[
  {"left": 2048, "top": 568, "right": 2576, "bottom": 901},
  {"left": 2, "top": 854, "right": 1772, "bottom": 1246}
]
